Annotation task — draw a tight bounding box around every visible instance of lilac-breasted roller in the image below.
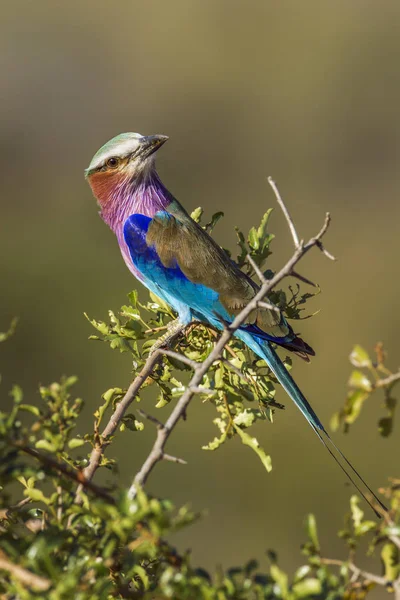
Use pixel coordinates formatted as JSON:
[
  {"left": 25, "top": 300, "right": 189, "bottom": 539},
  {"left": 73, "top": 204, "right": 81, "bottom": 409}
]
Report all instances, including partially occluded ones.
[{"left": 86, "top": 132, "right": 385, "bottom": 516}]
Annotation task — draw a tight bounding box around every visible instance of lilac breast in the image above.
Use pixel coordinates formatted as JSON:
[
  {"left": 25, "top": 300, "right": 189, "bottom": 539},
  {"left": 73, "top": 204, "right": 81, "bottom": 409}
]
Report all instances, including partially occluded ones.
[{"left": 100, "top": 171, "right": 172, "bottom": 283}]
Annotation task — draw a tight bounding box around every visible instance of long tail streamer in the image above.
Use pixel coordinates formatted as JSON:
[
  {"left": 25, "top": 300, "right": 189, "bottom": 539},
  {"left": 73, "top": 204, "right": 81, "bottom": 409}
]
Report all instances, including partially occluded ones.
[{"left": 238, "top": 331, "right": 388, "bottom": 517}]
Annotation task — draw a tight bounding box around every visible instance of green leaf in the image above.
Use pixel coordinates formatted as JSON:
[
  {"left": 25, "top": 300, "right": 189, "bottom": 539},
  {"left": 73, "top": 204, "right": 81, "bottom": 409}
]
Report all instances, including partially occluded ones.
[
  {"left": 344, "top": 389, "right": 369, "bottom": 425},
  {"left": 155, "top": 391, "right": 170, "bottom": 408},
  {"left": 305, "top": 514, "right": 320, "bottom": 552},
  {"left": 190, "top": 206, "right": 204, "bottom": 222},
  {"left": 202, "top": 427, "right": 230, "bottom": 451},
  {"left": 35, "top": 439, "right": 57, "bottom": 452},
  {"left": 233, "top": 409, "right": 255, "bottom": 428},
  {"left": 0, "top": 317, "right": 18, "bottom": 342},
  {"left": 120, "top": 304, "right": 141, "bottom": 321},
  {"left": 248, "top": 226, "right": 259, "bottom": 250},
  {"left": 292, "top": 578, "right": 322, "bottom": 597},
  {"left": 381, "top": 543, "right": 400, "bottom": 581},
  {"left": 18, "top": 404, "right": 40, "bottom": 416},
  {"left": 257, "top": 208, "right": 274, "bottom": 239},
  {"left": 68, "top": 438, "right": 85, "bottom": 449},
  {"left": 121, "top": 414, "right": 144, "bottom": 431},
  {"left": 349, "top": 345, "right": 371, "bottom": 368},
  {"left": 350, "top": 495, "right": 363, "bottom": 528},
  {"left": 348, "top": 370, "right": 372, "bottom": 392},
  {"left": 131, "top": 564, "right": 150, "bottom": 590},
  {"left": 270, "top": 564, "right": 288, "bottom": 598},
  {"left": 24, "top": 488, "right": 50, "bottom": 505},
  {"left": 378, "top": 416, "right": 393, "bottom": 437},
  {"left": 149, "top": 292, "right": 173, "bottom": 314},
  {"left": 233, "top": 424, "right": 272, "bottom": 472},
  {"left": 10, "top": 385, "right": 23, "bottom": 404},
  {"left": 84, "top": 312, "right": 109, "bottom": 335},
  {"left": 127, "top": 289, "right": 139, "bottom": 307},
  {"left": 204, "top": 211, "right": 224, "bottom": 233},
  {"left": 244, "top": 558, "right": 258, "bottom": 574},
  {"left": 293, "top": 565, "right": 312, "bottom": 582},
  {"left": 330, "top": 411, "right": 340, "bottom": 432},
  {"left": 355, "top": 520, "right": 376, "bottom": 536},
  {"left": 95, "top": 388, "right": 124, "bottom": 427}
]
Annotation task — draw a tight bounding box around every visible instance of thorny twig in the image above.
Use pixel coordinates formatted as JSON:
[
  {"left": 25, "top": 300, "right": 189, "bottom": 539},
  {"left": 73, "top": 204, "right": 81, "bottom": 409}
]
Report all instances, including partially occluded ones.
[
  {"left": 321, "top": 558, "right": 387, "bottom": 586},
  {"left": 267, "top": 176, "right": 301, "bottom": 249},
  {"left": 373, "top": 369, "right": 400, "bottom": 390},
  {"left": 321, "top": 557, "right": 400, "bottom": 599},
  {"left": 13, "top": 443, "right": 114, "bottom": 503}
]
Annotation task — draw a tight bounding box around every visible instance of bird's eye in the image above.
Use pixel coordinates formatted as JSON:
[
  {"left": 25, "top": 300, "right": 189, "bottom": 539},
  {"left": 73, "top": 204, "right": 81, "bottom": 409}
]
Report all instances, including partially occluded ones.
[{"left": 106, "top": 157, "right": 120, "bottom": 169}]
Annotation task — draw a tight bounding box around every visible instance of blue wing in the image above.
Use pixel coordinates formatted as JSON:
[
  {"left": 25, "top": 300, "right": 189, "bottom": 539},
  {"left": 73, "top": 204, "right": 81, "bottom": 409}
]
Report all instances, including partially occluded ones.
[
  {"left": 123, "top": 213, "right": 228, "bottom": 326},
  {"left": 123, "top": 212, "right": 295, "bottom": 344}
]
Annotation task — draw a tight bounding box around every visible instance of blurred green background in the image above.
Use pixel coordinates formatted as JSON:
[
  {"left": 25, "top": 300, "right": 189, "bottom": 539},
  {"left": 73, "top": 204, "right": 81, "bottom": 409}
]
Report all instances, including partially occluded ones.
[{"left": 1, "top": 0, "right": 399, "bottom": 579}]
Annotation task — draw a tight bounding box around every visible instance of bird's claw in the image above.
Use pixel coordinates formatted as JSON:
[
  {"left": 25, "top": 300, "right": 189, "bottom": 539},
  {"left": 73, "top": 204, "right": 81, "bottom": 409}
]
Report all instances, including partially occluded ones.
[{"left": 148, "top": 319, "right": 186, "bottom": 356}]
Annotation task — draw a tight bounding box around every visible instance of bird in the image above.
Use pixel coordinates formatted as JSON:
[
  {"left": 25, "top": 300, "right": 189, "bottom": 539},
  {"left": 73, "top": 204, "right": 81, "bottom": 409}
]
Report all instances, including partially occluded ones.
[{"left": 86, "top": 132, "right": 386, "bottom": 516}]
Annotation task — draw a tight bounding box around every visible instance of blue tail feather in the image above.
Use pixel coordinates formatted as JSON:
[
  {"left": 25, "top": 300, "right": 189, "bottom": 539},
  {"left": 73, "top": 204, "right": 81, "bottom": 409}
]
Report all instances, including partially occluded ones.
[
  {"left": 236, "top": 330, "right": 387, "bottom": 517},
  {"left": 247, "top": 334, "right": 324, "bottom": 432}
]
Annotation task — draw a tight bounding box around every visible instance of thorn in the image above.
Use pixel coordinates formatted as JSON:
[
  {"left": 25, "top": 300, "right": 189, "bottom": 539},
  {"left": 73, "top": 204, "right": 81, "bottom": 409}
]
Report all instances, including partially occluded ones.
[
  {"left": 291, "top": 270, "right": 319, "bottom": 288},
  {"left": 316, "top": 240, "right": 336, "bottom": 261},
  {"left": 136, "top": 408, "right": 165, "bottom": 429},
  {"left": 162, "top": 453, "right": 187, "bottom": 465}
]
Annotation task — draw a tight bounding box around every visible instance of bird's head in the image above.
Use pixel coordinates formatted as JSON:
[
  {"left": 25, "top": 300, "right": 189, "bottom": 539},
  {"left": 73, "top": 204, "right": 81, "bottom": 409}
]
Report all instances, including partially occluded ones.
[{"left": 85, "top": 132, "right": 168, "bottom": 208}]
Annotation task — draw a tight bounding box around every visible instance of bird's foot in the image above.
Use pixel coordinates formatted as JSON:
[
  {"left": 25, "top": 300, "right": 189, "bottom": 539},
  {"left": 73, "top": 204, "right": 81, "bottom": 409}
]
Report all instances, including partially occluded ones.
[{"left": 148, "top": 319, "right": 186, "bottom": 356}]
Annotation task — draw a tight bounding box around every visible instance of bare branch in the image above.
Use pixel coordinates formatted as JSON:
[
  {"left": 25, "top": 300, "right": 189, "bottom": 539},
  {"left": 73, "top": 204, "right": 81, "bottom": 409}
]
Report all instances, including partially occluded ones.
[
  {"left": 395, "top": 581, "right": 400, "bottom": 600},
  {"left": 246, "top": 253, "right": 267, "bottom": 283},
  {"left": 321, "top": 557, "right": 387, "bottom": 587},
  {"left": 160, "top": 348, "right": 200, "bottom": 370},
  {"left": 257, "top": 300, "right": 281, "bottom": 313},
  {"left": 245, "top": 257, "right": 286, "bottom": 314},
  {"left": 129, "top": 384, "right": 198, "bottom": 496},
  {"left": 306, "top": 213, "right": 336, "bottom": 260},
  {"left": 13, "top": 443, "right": 114, "bottom": 503},
  {"left": 162, "top": 453, "right": 187, "bottom": 465},
  {"left": 316, "top": 239, "right": 336, "bottom": 261},
  {"left": 268, "top": 176, "right": 300, "bottom": 248},
  {"left": 221, "top": 356, "right": 245, "bottom": 376},
  {"left": 373, "top": 369, "right": 400, "bottom": 390},
  {"left": 143, "top": 325, "right": 168, "bottom": 335},
  {"left": 136, "top": 408, "right": 164, "bottom": 429}
]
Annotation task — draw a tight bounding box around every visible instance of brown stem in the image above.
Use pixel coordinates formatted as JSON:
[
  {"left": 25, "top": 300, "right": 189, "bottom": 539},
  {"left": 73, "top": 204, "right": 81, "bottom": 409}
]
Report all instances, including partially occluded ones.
[
  {"left": 321, "top": 558, "right": 386, "bottom": 586},
  {"left": 373, "top": 370, "right": 400, "bottom": 390},
  {"left": 13, "top": 443, "right": 114, "bottom": 503}
]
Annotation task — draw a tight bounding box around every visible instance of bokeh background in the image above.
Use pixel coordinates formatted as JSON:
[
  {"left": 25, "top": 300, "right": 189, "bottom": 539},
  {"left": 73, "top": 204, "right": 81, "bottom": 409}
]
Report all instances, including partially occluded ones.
[{"left": 1, "top": 0, "right": 400, "bottom": 581}]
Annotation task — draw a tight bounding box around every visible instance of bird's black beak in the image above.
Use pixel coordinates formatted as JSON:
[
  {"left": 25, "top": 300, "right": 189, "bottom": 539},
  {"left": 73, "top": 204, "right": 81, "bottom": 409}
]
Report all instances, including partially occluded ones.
[{"left": 139, "top": 134, "right": 169, "bottom": 159}]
